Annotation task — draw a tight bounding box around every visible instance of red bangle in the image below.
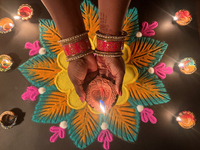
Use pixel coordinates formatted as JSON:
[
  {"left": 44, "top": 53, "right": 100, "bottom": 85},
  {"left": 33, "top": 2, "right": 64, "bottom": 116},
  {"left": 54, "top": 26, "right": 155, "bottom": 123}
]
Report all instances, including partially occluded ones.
[
  {"left": 97, "top": 39, "right": 124, "bottom": 52},
  {"left": 62, "top": 38, "right": 91, "bottom": 56}
]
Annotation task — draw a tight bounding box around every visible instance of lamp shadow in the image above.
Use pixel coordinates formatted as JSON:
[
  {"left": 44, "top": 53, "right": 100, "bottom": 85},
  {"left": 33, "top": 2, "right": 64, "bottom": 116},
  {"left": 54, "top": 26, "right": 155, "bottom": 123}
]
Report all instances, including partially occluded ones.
[
  {"left": 29, "top": 3, "right": 42, "bottom": 23},
  {"left": 10, "top": 108, "right": 25, "bottom": 126},
  {"left": 7, "top": 52, "right": 22, "bottom": 70}
]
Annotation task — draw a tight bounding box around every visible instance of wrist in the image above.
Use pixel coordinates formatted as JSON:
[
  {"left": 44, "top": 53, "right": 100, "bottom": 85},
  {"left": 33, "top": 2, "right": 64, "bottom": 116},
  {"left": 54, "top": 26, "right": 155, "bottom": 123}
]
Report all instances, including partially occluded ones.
[
  {"left": 58, "top": 31, "right": 93, "bottom": 61},
  {"left": 94, "top": 30, "right": 127, "bottom": 57}
]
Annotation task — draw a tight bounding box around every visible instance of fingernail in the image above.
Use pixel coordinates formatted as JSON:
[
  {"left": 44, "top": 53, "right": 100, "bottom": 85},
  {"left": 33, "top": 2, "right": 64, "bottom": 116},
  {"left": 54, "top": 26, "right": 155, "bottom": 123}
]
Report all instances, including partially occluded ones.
[
  {"left": 119, "top": 90, "right": 122, "bottom": 96},
  {"left": 80, "top": 97, "right": 85, "bottom": 103}
]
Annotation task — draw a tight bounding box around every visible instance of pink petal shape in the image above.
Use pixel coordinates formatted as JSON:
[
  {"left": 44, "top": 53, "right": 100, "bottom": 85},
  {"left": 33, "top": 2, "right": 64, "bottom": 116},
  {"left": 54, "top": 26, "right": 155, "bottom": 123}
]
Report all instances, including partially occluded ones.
[
  {"left": 98, "top": 130, "right": 106, "bottom": 143},
  {"left": 25, "top": 42, "right": 34, "bottom": 49},
  {"left": 49, "top": 126, "right": 66, "bottom": 143},
  {"left": 141, "top": 108, "right": 157, "bottom": 124},
  {"left": 25, "top": 41, "right": 41, "bottom": 56},
  {"left": 148, "top": 114, "right": 157, "bottom": 124},
  {"left": 141, "top": 21, "right": 158, "bottom": 37},
  {"left": 98, "top": 129, "right": 113, "bottom": 150},
  {"left": 105, "top": 129, "right": 113, "bottom": 142},
  {"left": 148, "top": 21, "right": 158, "bottom": 30},
  {"left": 155, "top": 69, "right": 166, "bottom": 79},
  {"left": 50, "top": 132, "right": 59, "bottom": 143},
  {"left": 142, "top": 22, "right": 149, "bottom": 31},
  {"left": 27, "top": 86, "right": 39, "bottom": 101},
  {"left": 29, "top": 49, "right": 39, "bottom": 56},
  {"left": 33, "top": 40, "right": 40, "bottom": 49},
  {"left": 50, "top": 126, "right": 60, "bottom": 133},
  {"left": 143, "top": 107, "right": 154, "bottom": 114},
  {"left": 141, "top": 111, "right": 149, "bottom": 123},
  {"left": 59, "top": 128, "right": 66, "bottom": 139},
  {"left": 21, "top": 91, "right": 31, "bottom": 100},
  {"left": 27, "top": 86, "right": 38, "bottom": 92},
  {"left": 21, "top": 86, "right": 39, "bottom": 101},
  {"left": 154, "top": 63, "right": 173, "bottom": 79},
  {"left": 144, "top": 30, "right": 155, "bottom": 36},
  {"left": 103, "top": 140, "right": 110, "bottom": 150}
]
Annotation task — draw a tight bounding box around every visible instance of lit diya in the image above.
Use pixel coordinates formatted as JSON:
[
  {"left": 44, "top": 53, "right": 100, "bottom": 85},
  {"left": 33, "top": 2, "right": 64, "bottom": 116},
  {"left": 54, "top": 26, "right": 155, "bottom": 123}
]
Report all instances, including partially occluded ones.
[
  {"left": 178, "top": 57, "right": 197, "bottom": 75},
  {"left": 176, "top": 111, "right": 196, "bottom": 129},
  {"left": 0, "top": 111, "right": 17, "bottom": 129},
  {"left": 0, "top": 54, "right": 13, "bottom": 72},
  {"left": 174, "top": 9, "right": 192, "bottom": 26},
  {"left": 17, "top": 4, "right": 33, "bottom": 20},
  {"left": 0, "top": 18, "right": 14, "bottom": 34},
  {"left": 86, "top": 76, "right": 118, "bottom": 114}
]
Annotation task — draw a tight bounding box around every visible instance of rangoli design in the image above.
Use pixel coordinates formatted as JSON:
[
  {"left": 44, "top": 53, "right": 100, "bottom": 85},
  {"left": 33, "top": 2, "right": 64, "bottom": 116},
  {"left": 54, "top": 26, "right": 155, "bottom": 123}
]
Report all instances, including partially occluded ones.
[{"left": 18, "top": 0, "right": 172, "bottom": 149}]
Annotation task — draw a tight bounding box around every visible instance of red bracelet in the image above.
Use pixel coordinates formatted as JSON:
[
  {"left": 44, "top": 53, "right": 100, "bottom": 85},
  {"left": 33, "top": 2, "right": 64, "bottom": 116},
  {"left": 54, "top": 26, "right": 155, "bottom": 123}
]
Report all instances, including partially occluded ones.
[
  {"left": 62, "top": 38, "right": 91, "bottom": 56},
  {"left": 97, "top": 39, "right": 124, "bottom": 52}
]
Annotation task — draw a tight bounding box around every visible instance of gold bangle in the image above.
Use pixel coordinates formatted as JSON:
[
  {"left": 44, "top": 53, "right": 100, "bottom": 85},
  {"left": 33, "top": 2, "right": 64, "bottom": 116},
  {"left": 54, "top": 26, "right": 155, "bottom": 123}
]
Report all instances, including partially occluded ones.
[
  {"left": 96, "top": 36, "right": 125, "bottom": 42},
  {"left": 66, "top": 49, "right": 94, "bottom": 62},
  {"left": 58, "top": 31, "right": 89, "bottom": 44},
  {"left": 94, "top": 53, "right": 123, "bottom": 57},
  {"left": 96, "top": 30, "right": 127, "bottom": 40},
  {"left": 94, "top": 49, "right": 123, "bottom": 55},
  {"left": 59, "top": 34, "right": 89, "bottom": 45},
  {"left": 94, "top": 50, "right": 123, "bottom": 57}
]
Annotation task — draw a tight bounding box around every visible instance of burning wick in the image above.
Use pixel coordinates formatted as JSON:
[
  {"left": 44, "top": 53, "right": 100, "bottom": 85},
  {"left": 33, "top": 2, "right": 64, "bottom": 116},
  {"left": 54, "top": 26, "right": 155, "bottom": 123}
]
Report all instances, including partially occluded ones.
[
  {"left": 173, "top": 16, "right": 178, "bottom": 21},
  {"left": 8, "top": 23, "right": 14, "bottom": 28},
  {"left": 99, "top": 100, "right": 106, "bottom": 114},
  {"left": 176, "top": 117, "right": 181, "bottom": 122},
  {"left": 178, "top": 63, "right": 184, "bottom": 68},
  {"left": 13, "top": 15, "right": 21, "bottom": 20}
]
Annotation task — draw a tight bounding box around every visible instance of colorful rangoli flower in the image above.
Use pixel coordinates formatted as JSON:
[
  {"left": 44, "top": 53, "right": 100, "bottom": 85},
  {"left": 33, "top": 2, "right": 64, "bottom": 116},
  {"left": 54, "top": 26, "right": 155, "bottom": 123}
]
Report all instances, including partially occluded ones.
[{"left": 18, "top": 0, "right": 171, "bottom": 149}]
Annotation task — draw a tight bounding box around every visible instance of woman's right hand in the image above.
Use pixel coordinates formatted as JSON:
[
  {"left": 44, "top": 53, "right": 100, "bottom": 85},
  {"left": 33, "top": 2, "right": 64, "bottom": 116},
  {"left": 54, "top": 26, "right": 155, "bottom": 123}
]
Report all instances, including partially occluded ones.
[{"left": 68, "top": 54, "right": 98, "bottom": 102}]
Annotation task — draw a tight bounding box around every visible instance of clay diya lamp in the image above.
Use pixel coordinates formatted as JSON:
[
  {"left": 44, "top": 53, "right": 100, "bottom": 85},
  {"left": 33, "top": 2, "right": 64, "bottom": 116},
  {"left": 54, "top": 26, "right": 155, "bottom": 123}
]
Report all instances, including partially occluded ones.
[
  {"left": 0, "top": 54, "right": 13, "bottom": 72},
  {"left": 17, "top": 4, "right": 33, "bottom": 20},
  {"left": 0, "top": 18, "right": 14, "bottom": 34},
  {"left": 0, "top": 111, "right": 17, "bottom": 129},
  {"left": 86, "top": 76, "right": 118, "bottom": 114},
  {"left": 178, "top": 57, "right": 197, "bottom": 75},
  {"left": 174, "top": 9, "right": 192, "bottom": 26},
  {"left": 176, "top": 111, "right": 196, "bottom": 129}
]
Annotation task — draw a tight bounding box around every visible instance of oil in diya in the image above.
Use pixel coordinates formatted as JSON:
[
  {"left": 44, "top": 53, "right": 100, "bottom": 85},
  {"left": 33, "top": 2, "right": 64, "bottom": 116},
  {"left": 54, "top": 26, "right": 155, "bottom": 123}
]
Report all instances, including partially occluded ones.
[
  {"left": 0, "top": 18, "right": 14, "bottom": 34},
  {"left": 174, "top": 9, "right": 192, "bottom": 26},
  {"left": 178, "top": 57, "right": 197, "bottom": 75},
  {"left": 17, "top": 4, "right": 33, "bottom": 20},
  {"left": 176, "top": 111, "right": 196, "bottom": 129},
  {"left": 0, "top": 54, "right": 13, "bottom": 72},
  {"left": 85, "top": 76, "right": 118, "bottom": 114}
]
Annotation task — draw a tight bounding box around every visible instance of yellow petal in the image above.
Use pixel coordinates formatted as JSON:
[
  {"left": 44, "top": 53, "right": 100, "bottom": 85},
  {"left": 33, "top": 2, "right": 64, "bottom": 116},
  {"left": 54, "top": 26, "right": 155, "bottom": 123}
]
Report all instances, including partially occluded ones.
[
  {"left": 123, "top": 64, "right": 138, "bottom": 85},
  {"left": 68, "top": 89, "right": 86, "bottom": 110},
  {"left": 88, "top": 105, "right": 101, "bottom": 114},
  {"left": 116, "top": 86, "right": 130, "bottom": 105},
  {"left": 89, "top": 37, "right": 96, "bottom": 50},
  {"left": 55, "top": 70, "right": 74, "bottom": 93},
  {"left": 57, "top": 51, "right": 69, "bottom": 70},
  {"left": 122, "top": 44, "right": 131, "bottom": 64},
  {"left": 92, "top": 35, "right": 97, "bottom": 49}
]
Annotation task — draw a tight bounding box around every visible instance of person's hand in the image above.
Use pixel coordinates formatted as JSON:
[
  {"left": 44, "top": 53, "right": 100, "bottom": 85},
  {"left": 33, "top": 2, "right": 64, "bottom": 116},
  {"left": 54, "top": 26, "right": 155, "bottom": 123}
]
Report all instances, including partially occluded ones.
[
  {"left": 68, "top": 54, "right": 98, "bottom": 102},
  {"left": 96, "top": 56, "right": 125, "bottom": 96}
]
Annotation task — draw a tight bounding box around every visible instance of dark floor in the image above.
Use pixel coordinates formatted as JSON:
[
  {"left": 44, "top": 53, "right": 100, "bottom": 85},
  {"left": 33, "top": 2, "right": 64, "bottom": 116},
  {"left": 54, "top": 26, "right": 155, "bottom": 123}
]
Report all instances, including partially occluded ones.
[{"left": 0, "top": 0, "right": 200, "bottom": 150}]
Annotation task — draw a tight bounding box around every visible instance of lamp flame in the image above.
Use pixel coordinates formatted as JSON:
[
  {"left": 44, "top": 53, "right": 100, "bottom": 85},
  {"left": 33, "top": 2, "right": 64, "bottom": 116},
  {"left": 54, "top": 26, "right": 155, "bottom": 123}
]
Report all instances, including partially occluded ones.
[
  {"left": 176, "top": 117, "right": 181, "bottom": 122},
  {"left": 14, "top": 15, "right": 21, "bottom": 20},
  {"left": 173, "top": 16, "right": 178, "bottom": 21},
  {"left": 178, "top": 63, "right": 184, "bottom": 68},
  {"left": 99, "top": 100, "right": 106, "bottom": 114}
]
